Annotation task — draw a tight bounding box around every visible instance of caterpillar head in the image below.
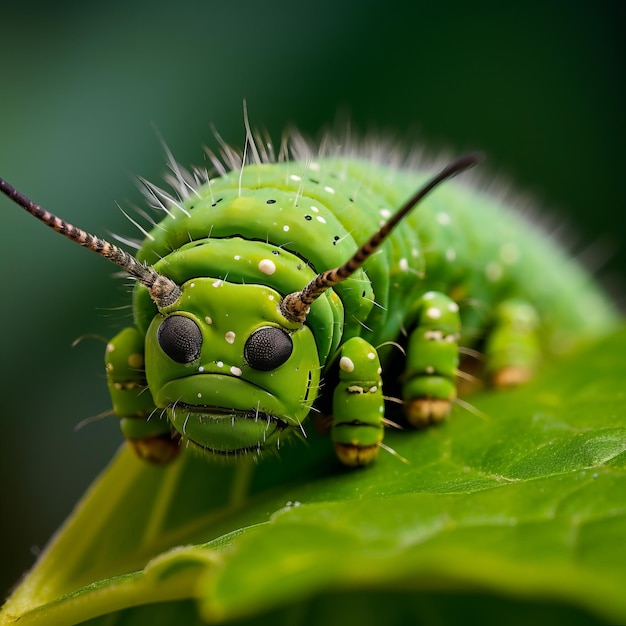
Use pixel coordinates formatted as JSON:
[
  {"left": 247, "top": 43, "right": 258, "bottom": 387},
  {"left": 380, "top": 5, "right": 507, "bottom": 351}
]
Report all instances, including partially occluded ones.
[{"left": 144, "top": 278, "right": 320, "bottom": 456}]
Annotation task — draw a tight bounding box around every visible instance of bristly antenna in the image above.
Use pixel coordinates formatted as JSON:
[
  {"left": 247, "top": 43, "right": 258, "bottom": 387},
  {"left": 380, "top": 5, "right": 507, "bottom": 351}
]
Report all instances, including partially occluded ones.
[
  {"left": 280, "top": 152, "right": 483, "bottom": 324},
  {"left": 0, "top": 177, "right": 181, "bottom": 308}
]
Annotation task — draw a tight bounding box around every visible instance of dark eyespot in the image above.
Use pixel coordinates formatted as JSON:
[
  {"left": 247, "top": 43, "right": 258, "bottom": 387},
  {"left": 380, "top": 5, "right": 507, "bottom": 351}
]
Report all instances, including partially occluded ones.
[
  {"left": 244, "top": 326, "right": 293, "bottom": 371},
  {"left": 157, "top": 315, "right": 202, "bottom": 363}
]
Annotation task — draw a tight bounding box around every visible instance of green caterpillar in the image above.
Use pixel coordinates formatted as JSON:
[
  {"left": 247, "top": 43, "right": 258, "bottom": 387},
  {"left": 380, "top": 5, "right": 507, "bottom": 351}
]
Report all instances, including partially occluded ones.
[{"left": 0, "top": 132, "right": 619, "bottom": 467}]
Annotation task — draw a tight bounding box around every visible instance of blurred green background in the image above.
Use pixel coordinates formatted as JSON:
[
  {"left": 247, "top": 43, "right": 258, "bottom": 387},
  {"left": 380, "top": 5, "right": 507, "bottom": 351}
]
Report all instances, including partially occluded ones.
[{"left": 0, "top": 0, "right": 623, "bottom": 604}]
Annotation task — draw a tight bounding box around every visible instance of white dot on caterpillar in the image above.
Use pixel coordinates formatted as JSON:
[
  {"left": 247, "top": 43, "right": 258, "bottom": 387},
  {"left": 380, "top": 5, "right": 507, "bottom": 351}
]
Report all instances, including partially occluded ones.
[
  {"left": 367, "top": 352, "right": 376, "bottom": 360},
  {"left": 485, "top": 262, "right": 503, "bottom": 282},
  {"left": 225, "top": 331, "right": 236, "bottom": 344},
  {"left": 205, "top": 316, "right": 212, "bottom": 325},
  {"left": 258, "top": 259, "right": 276, "bottom": 275},
  {"left": 423, "top": 291, "right": 436, "bottom": 300},
  {"left": 268, "top": 295, "right": 275, "bottom": 301},
  {"left": 309, "top": 162, "right": 320, "bottom": 171},
  {"left": 377, "top": 367, "right": 382, "bottom": 374},
  {"left": 448, "top": 301, "right": 459, "bottom": 312},
  {"left": 437, "top": 212, "right": 451, "bottom": 225},
  {"left": 369, "top": 386, "right": 377, "bottom": 393},
  {"left": 197, "top": 392, "right": 202, "bottom": 399},
  {"left": 198, "top": 366, "right": 205, "bottom": 372},
  {"left": 216, "top": 361, "right": 224, "bottom": 368},
  {"left": 290, "top": 174, "right": 301, "bottom": 181},
  {"left": 324, "top": 186, "right": 335, "bottom": 194},
  {"left": 379, "top": 208, "right": 391, "bottom": 219},
  {"left": 339, "top": 356, "right": 355, "bottom": 372},
  {"left": 316, "top": 216, "right": 326, "bottom": 223},
  {"left": 230, "top": 366, "right": 242, "bottom": 377},
  {"left": 399, "top": 258, "right": 409, "bottom": 271},
  {"left": 426, "top": 307, "right": 442, "bottom": 319},
  {"left": 310, "top": 206, "right": 319, "bottom": 213},
  {"left": 283, "top": 225, "right": 289, "bottom": 232},
  {"left": 106, "top": 343, "right": 115, "bottom": 353},
  {"left": 212, "top": 280, "right": 223, "bottom": 288},
  {"left": 234, "top": 255, "right": 241, "bottom": 260},
  {"left": 425, "top": 366, "right": 435, "bottom": 374}
]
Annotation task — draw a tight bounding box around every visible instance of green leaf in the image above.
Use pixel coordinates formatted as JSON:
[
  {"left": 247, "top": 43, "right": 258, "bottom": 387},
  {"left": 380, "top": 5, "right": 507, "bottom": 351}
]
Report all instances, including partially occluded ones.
[{"left": 2, "top": 329, "right": 625, "bottom": 626}]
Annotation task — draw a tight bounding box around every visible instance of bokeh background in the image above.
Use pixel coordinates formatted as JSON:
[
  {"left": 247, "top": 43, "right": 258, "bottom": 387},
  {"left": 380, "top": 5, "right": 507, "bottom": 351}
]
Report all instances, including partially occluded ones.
[{"left": 1, "top": 0, "right": 623, "bottom": 602}]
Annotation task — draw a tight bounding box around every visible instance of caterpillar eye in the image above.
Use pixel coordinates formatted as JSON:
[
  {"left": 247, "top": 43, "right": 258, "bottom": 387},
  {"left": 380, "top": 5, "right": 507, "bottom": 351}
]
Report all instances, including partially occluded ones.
[
  {"left": 157, "top": 315, "right": 203, "bottom": 363},
  {"left": 244, "top": 326, "right": 293, "bottom": 371}
]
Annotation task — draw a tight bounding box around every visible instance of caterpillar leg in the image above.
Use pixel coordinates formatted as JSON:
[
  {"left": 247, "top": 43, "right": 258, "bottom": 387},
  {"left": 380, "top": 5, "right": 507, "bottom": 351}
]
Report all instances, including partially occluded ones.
[
  {"left": 106, "top": 327, "right": 179, "bottom": 464},
  {"left": 402, "top": 291, "right": 460, "bottom": 428},
  {"left": 485, "top": 299, "right": 540, "bottom": 387},
  {"left": 331, "top": 337, "right": 385, "bottom": 467}
]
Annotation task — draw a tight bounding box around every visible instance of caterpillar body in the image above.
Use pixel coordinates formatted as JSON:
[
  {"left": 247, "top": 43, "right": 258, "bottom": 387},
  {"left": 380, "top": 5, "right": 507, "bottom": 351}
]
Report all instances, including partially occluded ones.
[{"left": 1, "top": 133, "right": 619, "bottom": 467}]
